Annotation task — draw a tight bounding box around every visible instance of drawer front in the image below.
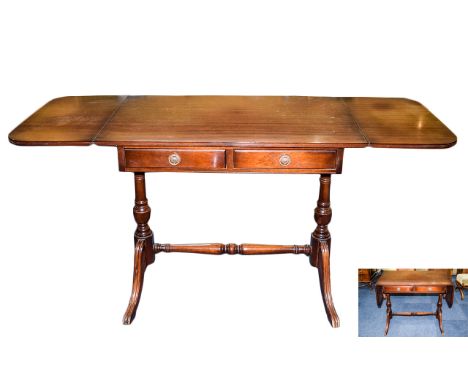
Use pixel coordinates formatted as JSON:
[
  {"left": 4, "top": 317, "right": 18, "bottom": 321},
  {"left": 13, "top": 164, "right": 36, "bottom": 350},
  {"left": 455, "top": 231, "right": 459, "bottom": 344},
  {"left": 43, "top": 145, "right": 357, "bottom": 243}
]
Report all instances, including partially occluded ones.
[
  {"left": 233, "top": 150, "right": 340, "bottom": 171},
  {"left": 384, "top": 286, "right": 414, "bottom": 293},
  {"left": 122, "top": 149, "right": 226, "bottom": 171},
  {"left": 414, "top": 286, "right": 446, "bottom": 293}
]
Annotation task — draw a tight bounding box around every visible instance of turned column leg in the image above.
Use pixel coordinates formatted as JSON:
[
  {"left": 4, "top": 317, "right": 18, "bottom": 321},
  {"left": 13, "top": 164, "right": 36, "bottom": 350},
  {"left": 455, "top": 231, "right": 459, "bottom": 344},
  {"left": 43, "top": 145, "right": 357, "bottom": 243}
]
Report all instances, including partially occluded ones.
[
  {"left": 384, "top": 293, "right": 392, "bottom": 335},
  {"left": 123, "top": 172, "right": 155, "bottom": 325},
  {"left": 436, "top": 293, "right": 444, "bottom": 335},
  {"left": 309, "top": 174, "right": 340, "bottom": 328}
]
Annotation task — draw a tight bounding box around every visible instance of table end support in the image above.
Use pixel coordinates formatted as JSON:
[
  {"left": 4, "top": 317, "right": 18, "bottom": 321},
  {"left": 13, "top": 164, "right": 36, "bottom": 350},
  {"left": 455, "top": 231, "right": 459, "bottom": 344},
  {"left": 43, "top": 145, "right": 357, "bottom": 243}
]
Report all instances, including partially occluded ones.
[
  {"left": 437, "top": 293, "right": 444, "bottom": 335},
  {"left": 310, "top": 174, "right": 340, "bottom": 328},
  {"left": 123, "top": 173, "right": 155, "bottom": 325},
  {"left": 384, "top": 293, "right": 392, "bottom": 335}
]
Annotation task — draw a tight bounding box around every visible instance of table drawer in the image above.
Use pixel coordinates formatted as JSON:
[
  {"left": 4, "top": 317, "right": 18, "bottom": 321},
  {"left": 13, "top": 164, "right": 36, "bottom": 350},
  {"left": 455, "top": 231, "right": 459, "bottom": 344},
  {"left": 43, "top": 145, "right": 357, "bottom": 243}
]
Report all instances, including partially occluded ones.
[
  {"left": 121, "top": 148, "right": 226, "bottom": 171},
  {"left": 384, "top": 286, "right": 414, "bottom": 293},
  {"left": 233, "top": 149, "right": 341, "bottom": 171},
  {"left": 414, "top": 286, "right": 446, "bottom": 293}
]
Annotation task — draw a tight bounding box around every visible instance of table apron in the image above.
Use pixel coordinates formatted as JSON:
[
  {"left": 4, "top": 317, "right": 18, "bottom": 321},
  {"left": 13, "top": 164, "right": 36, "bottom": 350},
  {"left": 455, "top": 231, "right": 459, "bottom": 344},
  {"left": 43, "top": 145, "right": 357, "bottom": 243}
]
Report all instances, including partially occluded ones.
[
  {"left": 118, "top": 147, "right": 344, "bottom": 174},
  {"left": 382, "top": 285, "right": 448, "bottom": 294}
]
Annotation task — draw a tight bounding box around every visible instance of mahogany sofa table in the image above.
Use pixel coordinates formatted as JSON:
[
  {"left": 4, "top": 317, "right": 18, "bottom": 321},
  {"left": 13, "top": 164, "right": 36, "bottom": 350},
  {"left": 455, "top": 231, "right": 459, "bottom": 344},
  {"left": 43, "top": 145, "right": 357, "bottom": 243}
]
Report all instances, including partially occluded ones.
[
  {"left": 8, "top": 96, "right": 456, "bottom": 327},
  {"left": 376, "top": 270, "right": 454, "bottom": 335}
]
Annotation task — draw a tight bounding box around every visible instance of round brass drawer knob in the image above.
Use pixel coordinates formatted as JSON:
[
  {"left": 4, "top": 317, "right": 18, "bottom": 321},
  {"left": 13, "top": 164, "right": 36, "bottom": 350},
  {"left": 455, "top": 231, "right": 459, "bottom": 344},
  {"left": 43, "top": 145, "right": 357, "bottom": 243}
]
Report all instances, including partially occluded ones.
[
  {"left": 168, "top": 153, "right": 181, "bottom": 166},
  {"left": 279, "top": 154, "right": 291, "bottom": 166}
]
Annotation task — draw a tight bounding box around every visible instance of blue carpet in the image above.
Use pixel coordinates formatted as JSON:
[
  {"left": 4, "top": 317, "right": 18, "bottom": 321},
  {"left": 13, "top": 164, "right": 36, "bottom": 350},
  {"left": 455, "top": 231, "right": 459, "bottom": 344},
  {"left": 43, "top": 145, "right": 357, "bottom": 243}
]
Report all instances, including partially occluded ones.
[{"left": 359, "top": 277, "right": 468, "bottom": 337}]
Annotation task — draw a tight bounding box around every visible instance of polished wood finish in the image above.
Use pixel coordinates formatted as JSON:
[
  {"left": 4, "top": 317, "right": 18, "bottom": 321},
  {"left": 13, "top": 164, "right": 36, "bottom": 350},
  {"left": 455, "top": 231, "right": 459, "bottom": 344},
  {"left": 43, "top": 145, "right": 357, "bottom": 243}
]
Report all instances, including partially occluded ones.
[
  {"left": 383, "top": 293, "right": 446, "bottom": 336},
  {"left": 121, "top": 148, "right": 226, "bottom": 172},
  {"left": 123, "top": 173, "right": 155, "bottom": 325},
  {"left": 436, "top": 293, "right": 444, "bottom": 334},
  {"left": 376, "top": 269, "right": 453, "bottom": 286},
  {"left": 118, "top": 147, "right": 344, "bottom": 174},
  {"left": 383, "top": 286, "right": 414, "bottom": 293},
  {"left": 153, "top": 243, "right": 313, "bottom": 255},
  {"left": 95, "top": 96, "right": 367, "bottom": 148},
  {"left": 123, "top": 172, "right": 340, "bottom": 325},
  {"left": 9, "top": 96, "right": 126, "bottom": 146},
  {"left": 376, "top": 270, "right": 454, "bottom": 335},
  {"left": 384, "top": 293, "right": 392, "bottom": 335},
  {"left": 8, "top": 96, "right": 457, "bottom": 327},
  {"left": 9, "top": 96, "right": 456, "bottom": 149},
  {"left": 383, "top": 291, "right": 445, "bottom": 335},
  {"left": 233, "top": 149, "right": 342, "bottom": 172},
  {"left": 123, "top": 239, "right": 147, "bottom": 325},
  {"left": 414, "top": 286, "right": 446, "bottom": 293},
  {"left": 309, "top": 175, "right": 339, "bottom": 328},
  {"left": 344, "top": 97, "right": 456, "bottom": 148}
]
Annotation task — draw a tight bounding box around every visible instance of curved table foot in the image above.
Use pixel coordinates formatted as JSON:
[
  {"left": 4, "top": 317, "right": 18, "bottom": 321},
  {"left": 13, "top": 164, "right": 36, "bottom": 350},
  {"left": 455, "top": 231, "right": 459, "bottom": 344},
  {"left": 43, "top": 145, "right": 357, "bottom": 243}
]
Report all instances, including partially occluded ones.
[
  {"left": 384, "top": 293, "right": 392, "bottom": 335},
  {"left": 456, "top": 281, "right": 465, "bottom": 300},
  {"left": 437, "top": 293, "right": 444, "bottom": 335},
  {"left": 123, "top": 239, "right": 148, "bottom": 325},
  {"left": 316, "top": 241, "right": 340, "bottom": 328}
]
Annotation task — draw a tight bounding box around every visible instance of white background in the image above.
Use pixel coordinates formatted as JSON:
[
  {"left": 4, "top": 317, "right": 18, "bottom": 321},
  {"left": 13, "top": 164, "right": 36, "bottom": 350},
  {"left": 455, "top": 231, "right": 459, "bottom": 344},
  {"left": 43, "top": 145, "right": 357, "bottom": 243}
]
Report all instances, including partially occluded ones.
[{"left": 0, "top": 1, "right": 467, "bottom": 381}]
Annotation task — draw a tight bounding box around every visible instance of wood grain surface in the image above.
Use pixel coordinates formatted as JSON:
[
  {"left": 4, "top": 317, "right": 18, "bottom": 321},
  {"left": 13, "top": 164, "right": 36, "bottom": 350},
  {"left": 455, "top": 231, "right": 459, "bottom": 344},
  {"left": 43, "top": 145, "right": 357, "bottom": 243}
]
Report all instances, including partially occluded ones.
[
  {"left": 376, "top": 269, "right": 453, "bottom": 286},
  {"left": 8, "top": 96, "right": 457, "bottom": 149},
  {"left": 9, "top": 96, "right": 126, "bottom": 146}
]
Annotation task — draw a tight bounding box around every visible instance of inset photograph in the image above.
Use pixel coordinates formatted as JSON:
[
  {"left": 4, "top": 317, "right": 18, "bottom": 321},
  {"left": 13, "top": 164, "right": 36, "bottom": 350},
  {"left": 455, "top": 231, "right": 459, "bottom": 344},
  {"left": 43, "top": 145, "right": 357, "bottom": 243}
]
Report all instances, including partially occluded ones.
[{"left": 359, "top": 269, "right": 468, "bottom": 337}]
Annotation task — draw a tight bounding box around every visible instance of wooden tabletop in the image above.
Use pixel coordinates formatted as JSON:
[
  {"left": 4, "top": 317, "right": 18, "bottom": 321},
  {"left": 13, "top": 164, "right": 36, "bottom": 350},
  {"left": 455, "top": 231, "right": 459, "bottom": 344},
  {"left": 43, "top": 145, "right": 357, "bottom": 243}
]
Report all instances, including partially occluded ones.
[
  {"left": 8, "top": 96, "right": 456, "bottom": 149},
  {"left": 376, "top": 270, "right": 453, "bottom": 286}
]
